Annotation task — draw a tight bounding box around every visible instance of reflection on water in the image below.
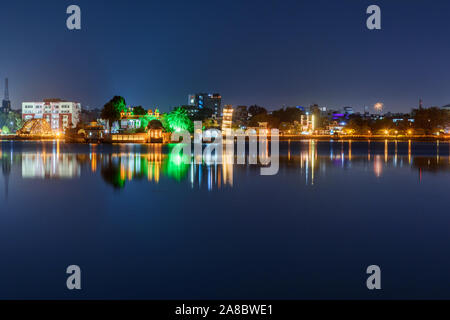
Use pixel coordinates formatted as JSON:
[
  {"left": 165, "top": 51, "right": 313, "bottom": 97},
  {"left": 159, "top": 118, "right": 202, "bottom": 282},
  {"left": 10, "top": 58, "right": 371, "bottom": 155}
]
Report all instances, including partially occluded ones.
[
  {"left": 97, "top": 144, "right": 235, "bottom": 190},
  {"left": 21, "top": 153, "right": 81, "bottom": 178},
  {"left": 1, "top": 139, "right": 450, "bottom": 299},
  {"left": 1, "top": 140, "right": 450, "bottom": 192}
]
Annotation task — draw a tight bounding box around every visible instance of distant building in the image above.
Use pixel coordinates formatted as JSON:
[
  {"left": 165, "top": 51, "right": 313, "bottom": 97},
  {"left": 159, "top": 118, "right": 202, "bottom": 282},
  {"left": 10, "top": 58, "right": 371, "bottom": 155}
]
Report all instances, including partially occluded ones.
[
  {"left": 364, "top": 106, "right": 370, "bottom": 118},
  {"left": 343, "top": 106, "right": 354, "bottom": 115},
  {"left": 80, "top": 108, "right": 102, "bottom": 123},
  {"left": 331, "top": 112, "right": 348, "bottom": 123},
  {"left": 188, "top": 93, "right": 222, "bottom": 117},
  {"left": 22, "top": 99, "right": 81, "bottom": 131},
  {"left": 1, "top": 78, "right": 11, "bottom": 113},
  {"left": 309, "top": 104, "right": 321, "bottom": 114}
]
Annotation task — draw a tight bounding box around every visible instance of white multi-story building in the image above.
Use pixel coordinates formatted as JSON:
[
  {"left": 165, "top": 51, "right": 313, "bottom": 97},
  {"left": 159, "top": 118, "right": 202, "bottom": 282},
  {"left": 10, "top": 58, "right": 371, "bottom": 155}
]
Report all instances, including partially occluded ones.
[{"left": 22, "top": 99, "right": 81, "bottom": 131}]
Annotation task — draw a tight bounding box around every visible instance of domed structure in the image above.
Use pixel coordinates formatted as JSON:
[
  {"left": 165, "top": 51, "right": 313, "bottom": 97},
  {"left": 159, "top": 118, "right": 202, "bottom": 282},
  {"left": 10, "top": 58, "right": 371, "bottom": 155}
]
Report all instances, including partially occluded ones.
[
  {"left": 147, "top": 119, "right": 164, "bottom": 130},
  {"left": 147, "top": 120, "right": 164, "bottom": 143},
  {"left": 17, "top": 119, "right": 53, "bottom": 137}
]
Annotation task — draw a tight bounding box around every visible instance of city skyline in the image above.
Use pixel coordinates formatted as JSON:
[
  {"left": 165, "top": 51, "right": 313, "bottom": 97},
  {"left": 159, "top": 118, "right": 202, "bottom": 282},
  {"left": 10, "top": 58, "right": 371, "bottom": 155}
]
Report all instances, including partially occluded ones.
[{"left": 2, "top": 1, "right": 450, "bottom": 112}]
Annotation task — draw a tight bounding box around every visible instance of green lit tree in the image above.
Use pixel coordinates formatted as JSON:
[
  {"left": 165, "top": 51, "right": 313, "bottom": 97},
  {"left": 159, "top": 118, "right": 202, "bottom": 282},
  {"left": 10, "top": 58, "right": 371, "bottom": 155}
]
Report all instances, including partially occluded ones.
[
  {"left": 101, "top": 96, "right": 127, "bottom": 128},
  {"left": 163, "top": 107, "right": 193, "bottom": 132},
  {"left": 14, "top": 115, "right": 24, "bottom": 131},
  {"left": 0, "top": 111, "right": 23, "bottom": 132},
  {"left": 1, "top": 126, "right": 10, "bottom": 134}
]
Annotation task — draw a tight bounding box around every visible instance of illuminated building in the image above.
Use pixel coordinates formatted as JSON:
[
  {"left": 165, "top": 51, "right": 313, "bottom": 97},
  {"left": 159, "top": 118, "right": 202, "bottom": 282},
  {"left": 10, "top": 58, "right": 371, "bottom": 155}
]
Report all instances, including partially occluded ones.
[
  {"left": 84, "top": 122, "right": 106, "bottom": 142},
  {"left": 221, "top": 105, "right": 233, "bottom": 133},
  {"left": 1, "top": 78, "right": 11, "bottom": 113},
  {"left": 17, "top": 118, "right": 53, "bottom": 136},
  {"left": 119, "top": 107, "right": 160, "bottom": 130},
  {"left": 188, "top": 93, "right": 222, "bottom": 117},
  {"left": 147, "top": 109, "right": 160, "bottom": 118},
  {"left": 147, "top": 120, "right": 164, "bottom": 143},
  {"left": 300, "top": 113, "right": 315, "bottom": 134},
  {"left": 22, "top": 99, "right": 81, "bottom": 131}
]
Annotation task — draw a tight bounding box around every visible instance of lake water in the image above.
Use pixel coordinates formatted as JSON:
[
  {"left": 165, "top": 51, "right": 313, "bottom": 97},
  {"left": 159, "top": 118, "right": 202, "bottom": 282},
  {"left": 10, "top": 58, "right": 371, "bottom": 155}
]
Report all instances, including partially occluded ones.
[{"left": 0, "top": 140, "right": 449, "bottom": 299}]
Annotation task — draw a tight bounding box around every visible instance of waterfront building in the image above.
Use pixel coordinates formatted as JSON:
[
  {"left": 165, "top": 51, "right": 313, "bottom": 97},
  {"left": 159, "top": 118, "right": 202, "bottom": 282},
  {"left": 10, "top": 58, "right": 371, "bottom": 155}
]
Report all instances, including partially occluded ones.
[
  {"left": 147, "top": 119, "right": 164, "bottom": 143},
  {"left": 221, "top": 105, "right": 233, "bottom": 132},
  {"left": 1, "top": 78, "right": 11, "bottom": 113},
  {"left": 118, "top": 107, "right": 160, "bottom": 130},
  {"left": 22, "top": 99, "right": 81, "bottom": 131},
  {"left": 84, "top": 122, "right": 106, "bottom": 142},
  {"left": 16, "top": 118, "right": 54, "bottom": 136},
  {"left": 188, "top": 93, "right": 222, "bottom": 117},
  {"left": 300, "top": 113, "right": 315, "bottom": 134},
  {"left": 119, "top": 108, "right": 141, "bottom": 129}
]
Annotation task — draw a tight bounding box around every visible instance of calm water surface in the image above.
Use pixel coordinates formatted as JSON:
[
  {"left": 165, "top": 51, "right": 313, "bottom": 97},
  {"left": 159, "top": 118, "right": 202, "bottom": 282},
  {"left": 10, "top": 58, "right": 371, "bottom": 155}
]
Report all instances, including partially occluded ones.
[{"left": 0, "top": 140, "right": 449, "bottom": 299}]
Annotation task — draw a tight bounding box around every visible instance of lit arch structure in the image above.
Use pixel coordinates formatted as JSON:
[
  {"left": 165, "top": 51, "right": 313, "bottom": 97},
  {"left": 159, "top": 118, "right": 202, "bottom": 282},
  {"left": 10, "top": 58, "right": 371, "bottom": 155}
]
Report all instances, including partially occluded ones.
[{"left": 17, "top": 119, "right": 53, "bottom": 137}]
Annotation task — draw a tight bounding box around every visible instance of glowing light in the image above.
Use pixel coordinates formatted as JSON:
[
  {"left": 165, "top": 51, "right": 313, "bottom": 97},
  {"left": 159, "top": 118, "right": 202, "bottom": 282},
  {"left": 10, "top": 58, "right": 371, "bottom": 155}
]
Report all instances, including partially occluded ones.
[{"left": 374, "top": 102, "right": 384, "bottom": 112}]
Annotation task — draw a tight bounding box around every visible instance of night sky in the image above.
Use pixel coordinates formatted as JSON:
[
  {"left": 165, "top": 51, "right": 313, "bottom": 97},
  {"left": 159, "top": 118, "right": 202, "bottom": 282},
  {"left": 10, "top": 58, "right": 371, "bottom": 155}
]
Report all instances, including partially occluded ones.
[{"left": 1, "top": 0, "right": 450, "bottom": 112}]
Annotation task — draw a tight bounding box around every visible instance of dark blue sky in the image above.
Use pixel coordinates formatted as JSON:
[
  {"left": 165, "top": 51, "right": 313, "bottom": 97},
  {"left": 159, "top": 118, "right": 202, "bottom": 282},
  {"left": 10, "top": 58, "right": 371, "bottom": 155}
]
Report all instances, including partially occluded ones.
[{"left": 1, "top": 0, "right": 450, "bottom": 112}]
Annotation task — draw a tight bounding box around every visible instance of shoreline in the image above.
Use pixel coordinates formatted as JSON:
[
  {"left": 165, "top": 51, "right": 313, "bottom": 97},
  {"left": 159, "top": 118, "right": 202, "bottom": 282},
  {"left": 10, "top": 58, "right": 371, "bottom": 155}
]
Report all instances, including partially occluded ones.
[
  {"left": 279, "top": 135, "right": 450, "bottom": 142},
  {"left": 1, "top": 134, "right": 449, "bottom": 143}
]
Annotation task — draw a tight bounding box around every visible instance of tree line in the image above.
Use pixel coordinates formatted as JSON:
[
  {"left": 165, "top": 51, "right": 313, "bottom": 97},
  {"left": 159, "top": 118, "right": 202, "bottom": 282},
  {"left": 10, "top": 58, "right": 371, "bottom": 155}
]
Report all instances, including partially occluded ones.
[{"left": 100, "top": 96, "right": 450, "bottom": 135}]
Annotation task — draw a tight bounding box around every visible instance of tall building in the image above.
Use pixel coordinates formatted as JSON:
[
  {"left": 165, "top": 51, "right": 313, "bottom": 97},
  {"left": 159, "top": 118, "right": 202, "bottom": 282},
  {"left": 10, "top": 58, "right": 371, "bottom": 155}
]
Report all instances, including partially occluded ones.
[
  {"left": 300, "top": 114, "right": 315, "bottom": 133},
  {"left": 188, "top": 93, "right": 222, "bottom": 117},
  {"left": 364, "top": 106, "right": 370, "bottom": 116},
  {"left": 22, "top": 99, "right": 81, "bottom": 131},
  {"left": 221, "top": 105, "right": 233, "bottom": 132},
  {"left": 1, "top": 78, "right": 11, "bottom": 113}
]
